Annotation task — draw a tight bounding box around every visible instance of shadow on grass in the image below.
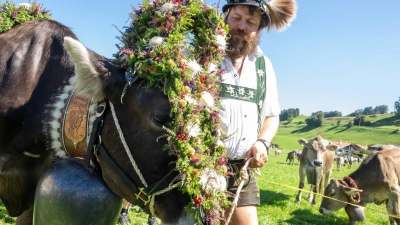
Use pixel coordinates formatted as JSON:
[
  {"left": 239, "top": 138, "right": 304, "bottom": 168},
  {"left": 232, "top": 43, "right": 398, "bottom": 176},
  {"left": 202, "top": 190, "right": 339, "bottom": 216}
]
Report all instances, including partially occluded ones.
[
  {"left": 334, "top": 127, "right": 351, "bottom": 133},
  {"left": 372, "top": 116, "right": 400, "bottom": 127},
  {"left": 282, "top": 208, "right": 348, "bottom": 225},
  {"left": 260, "top": 189, "right": 291, "bottom": 207},
  {"left": 291, "top": 126, "right": 316, "bottom": 134},
  {"left": 0, "top": 201, "right": 16, "bottom": 224},
  {"left": 325, "top": 126, "right": 338, "bottom": 132}
]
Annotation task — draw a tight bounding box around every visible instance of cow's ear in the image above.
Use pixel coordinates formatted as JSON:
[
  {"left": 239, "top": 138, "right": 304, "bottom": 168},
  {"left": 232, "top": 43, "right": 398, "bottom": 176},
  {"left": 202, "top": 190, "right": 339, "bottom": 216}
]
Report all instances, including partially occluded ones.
[
  {"left": 342, "top": 186, "right": 363, "bottom": 195},
  {"left": 327, "top": 144, "right": 339, "bottom": 151},
  {"left": 298, "top": 138, "right": 307, "bottom": 146},
  {"left": 63, "top": 36, "right": 105, "bottom": 102}
]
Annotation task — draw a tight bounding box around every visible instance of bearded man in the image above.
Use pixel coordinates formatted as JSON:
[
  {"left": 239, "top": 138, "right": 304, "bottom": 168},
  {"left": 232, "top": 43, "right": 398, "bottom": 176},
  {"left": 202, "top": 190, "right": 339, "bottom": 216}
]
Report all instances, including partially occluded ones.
[{"left": 219, "top": 0, "right": 297, "bottom": 224}]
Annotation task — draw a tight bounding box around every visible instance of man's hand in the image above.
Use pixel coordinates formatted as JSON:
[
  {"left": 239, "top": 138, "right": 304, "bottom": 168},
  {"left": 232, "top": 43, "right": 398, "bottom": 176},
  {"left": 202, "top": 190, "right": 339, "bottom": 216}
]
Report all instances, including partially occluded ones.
[{"left": 245, "top": 141, "right": 268, "bottom": 168}]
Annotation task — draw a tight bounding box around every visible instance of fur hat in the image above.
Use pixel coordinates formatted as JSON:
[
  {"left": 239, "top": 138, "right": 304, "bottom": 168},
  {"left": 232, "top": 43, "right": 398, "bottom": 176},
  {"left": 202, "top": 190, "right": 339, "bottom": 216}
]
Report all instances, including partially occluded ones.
[{"left": 222, "top": 0, "right": 297, "bottom": 31}]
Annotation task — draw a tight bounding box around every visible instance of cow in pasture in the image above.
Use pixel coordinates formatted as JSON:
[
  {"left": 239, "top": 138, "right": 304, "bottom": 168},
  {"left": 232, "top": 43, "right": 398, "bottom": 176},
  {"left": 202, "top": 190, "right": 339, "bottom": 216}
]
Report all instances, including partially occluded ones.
[
  {"left": 286, "top": 150, "right": 298, "bottom": 165},
  {"left": 319, "top": 145, "right": 400, "bottom": 225},
  {"left": 296, "top": 150, "right": 302, "bottom": 162},
  {"left": 275, "top": 149, "right": 282, "bottom": 156},
  {"left": 336, "top": 156, "right": 345, "bottom": 171},
  {"left": 295, "top": 136, "right": 338, "bottom": 206},
  {"left": 0, "top": 20, "right": 192, "bottom": 224}
]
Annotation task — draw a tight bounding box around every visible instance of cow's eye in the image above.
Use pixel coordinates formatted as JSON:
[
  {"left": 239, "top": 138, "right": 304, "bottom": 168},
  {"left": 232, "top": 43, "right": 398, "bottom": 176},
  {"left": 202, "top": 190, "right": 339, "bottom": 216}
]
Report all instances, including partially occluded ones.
[{"left": 152, "top": 114, "right": 169, "bottom": 126}]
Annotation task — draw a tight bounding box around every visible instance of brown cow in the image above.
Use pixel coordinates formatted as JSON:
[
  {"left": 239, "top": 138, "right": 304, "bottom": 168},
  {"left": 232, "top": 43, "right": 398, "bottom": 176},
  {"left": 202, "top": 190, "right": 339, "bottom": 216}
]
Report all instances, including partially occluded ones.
[
  {"left": 295, "top": 136, "right": 338, "bottom": 206},
  {"left": 319, "top": 145, "right": 400, "bottom": 225},
  {"left": 336, "top": 156, "right": 345, "bottom": 171}
]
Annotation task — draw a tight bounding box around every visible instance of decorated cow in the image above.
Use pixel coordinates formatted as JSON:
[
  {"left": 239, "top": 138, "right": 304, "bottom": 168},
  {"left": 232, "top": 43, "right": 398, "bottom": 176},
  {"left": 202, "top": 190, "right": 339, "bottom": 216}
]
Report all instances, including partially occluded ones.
[{"left": 0, "top": 1, "right": 230, "bottom": 224}]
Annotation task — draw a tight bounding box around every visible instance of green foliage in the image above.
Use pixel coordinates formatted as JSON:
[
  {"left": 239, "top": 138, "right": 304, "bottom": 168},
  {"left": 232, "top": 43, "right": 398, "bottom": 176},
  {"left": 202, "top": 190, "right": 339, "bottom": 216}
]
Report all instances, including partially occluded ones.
[
  {"left": 395, "top": 97, "right": 400, "bottom": 118},
  {"left": 324, "top": 110, "right": 342, "bottom": 118},
  {"left": 280, "top": 108, "right": 300, "bottom": 121},
  {"left": 0, "top": 1, "right": 52, "bottom": 33},
  {"left": 347, "top": 121, "right": 353, "bottom": 128},
  {"left": 305, "top": 111, "right": 324, "bottom": 127}
]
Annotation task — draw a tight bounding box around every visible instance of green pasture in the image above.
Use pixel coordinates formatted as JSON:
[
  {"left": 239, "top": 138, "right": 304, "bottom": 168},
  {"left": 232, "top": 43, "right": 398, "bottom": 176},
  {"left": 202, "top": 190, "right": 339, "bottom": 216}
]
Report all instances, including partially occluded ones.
[
  {"left": 275, "top": 114, "right": 400, "bottom": 150},
  {"left": 0, "top": 155, "right": 390, "bottom": 225},
  {"left": 1, "top": 114, "right": 398, "bottom": 224}
]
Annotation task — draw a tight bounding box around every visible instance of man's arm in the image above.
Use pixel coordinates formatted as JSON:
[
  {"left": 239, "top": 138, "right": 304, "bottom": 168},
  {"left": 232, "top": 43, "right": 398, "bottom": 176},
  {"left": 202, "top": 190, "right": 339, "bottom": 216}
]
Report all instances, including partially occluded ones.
[{"left": 245, "top": 115, "right": 280, "bottom": 168}]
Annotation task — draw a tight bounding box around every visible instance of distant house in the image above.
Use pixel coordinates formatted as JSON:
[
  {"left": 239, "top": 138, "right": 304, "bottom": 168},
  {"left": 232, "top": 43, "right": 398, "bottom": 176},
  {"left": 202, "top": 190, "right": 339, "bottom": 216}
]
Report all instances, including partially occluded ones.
[{"left": 331, "top": 140, "right": 359, "bottom": 155}]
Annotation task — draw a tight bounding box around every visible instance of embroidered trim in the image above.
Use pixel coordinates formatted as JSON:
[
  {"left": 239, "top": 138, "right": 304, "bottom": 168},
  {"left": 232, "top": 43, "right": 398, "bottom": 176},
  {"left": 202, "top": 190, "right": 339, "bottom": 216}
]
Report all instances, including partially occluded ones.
[{"left": 219, "top": 84, "right": 256, "bottom": 103}]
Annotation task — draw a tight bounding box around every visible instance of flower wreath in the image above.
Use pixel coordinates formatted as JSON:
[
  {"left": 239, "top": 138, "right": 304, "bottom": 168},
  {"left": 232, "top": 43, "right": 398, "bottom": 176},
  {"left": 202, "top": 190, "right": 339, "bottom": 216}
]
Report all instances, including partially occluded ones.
[
  {"left": 0, "top": 1, "right": 52, "bottom": 34},
  {"left": 112, "top": 0, "right": 230, "bottom": 223},
  {"left": 339, "top": 176, "right": 361, "bottom": 204}
]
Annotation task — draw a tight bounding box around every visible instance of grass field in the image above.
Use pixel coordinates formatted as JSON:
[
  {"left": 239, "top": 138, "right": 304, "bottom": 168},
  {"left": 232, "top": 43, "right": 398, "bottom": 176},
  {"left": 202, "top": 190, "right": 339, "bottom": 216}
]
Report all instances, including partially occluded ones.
[
  {"left": 1, "top": 114, "right": 398, "bottom": 224},
  {"left": 0, "top": 155, "right": 391, "bottom": 225}
]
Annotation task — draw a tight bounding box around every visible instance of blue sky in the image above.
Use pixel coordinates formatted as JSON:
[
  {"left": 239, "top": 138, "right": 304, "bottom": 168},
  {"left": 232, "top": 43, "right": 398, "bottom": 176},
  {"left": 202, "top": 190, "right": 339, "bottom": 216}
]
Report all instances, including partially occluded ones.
[{"left": 13, "top": 0, "right": 399, "bottom": 116}]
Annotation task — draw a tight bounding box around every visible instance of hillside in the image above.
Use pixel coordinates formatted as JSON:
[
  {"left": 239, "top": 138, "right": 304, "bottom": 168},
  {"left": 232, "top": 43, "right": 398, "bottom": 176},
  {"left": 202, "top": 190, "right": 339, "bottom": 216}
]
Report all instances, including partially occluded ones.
[{"left": 274, "top": 114, "right": 400, "bottom": 150}]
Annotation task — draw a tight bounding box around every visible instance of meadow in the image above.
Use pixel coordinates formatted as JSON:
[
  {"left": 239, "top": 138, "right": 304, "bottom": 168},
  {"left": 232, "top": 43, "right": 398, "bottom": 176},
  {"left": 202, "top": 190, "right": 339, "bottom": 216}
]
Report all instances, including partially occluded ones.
[{"left": 1, "top": 114, "right": 398, "bottom": 224}]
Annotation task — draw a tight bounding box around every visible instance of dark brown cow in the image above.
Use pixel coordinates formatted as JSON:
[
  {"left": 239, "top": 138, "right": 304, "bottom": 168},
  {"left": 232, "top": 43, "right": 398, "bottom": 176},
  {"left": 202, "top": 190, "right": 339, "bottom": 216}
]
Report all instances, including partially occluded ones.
[
  {"left": 319, "top": 145, "right": 400, "bottom": 225},
  {"left": 0, "top": 20, "right": 191, "bottom": 224},
  {"left": 286, "top": 150, "right": 298, "bottom": 165},
  {"left": 295, "top": 136, "right": 337, "bottom": 206}
]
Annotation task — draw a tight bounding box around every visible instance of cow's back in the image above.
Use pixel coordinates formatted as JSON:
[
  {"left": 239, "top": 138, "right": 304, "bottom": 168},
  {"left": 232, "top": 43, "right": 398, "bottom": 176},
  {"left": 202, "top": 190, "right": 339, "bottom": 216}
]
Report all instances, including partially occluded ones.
[
  {"left": 0, "top": 20, "right": 77, "bottom": 151},
  {"left": 0, "top": 19, "right": 76, "bottom": 115},
  {"left": 323, "top": 150, "right": 335, "bottom": 173},
  {"left": 354, "top": 147, "right": 400, "bottom": 187}
]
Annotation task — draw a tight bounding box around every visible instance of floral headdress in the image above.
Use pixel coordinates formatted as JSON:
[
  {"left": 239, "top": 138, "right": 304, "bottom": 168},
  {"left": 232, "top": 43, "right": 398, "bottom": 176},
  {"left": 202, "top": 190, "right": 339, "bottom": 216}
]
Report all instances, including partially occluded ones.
[
  {"left": 113, "top": 0, "right": 230, "bottom": 223},
  {"left": 0, "top": 1, "right": 52, "bottom": 33}
]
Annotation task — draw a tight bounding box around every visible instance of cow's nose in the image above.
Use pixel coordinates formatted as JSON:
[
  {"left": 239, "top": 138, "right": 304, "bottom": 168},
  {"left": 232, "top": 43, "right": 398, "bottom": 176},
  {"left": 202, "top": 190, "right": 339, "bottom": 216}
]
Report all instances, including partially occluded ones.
[
  {"left": 319, "top": 208, "right": 323, "bottom": 214},
  {"left": 313, "top": 160, "right": 322, "bottom": 167}
]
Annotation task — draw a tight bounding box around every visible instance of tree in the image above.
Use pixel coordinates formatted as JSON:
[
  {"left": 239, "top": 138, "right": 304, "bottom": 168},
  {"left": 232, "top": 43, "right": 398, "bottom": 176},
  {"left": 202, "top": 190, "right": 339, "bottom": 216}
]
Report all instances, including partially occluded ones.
[
  {"left": 395, "top": 97, "right": 400, "bottom": 118},
  {"left": 374, "top": 105, "right": 389, "bottom": 114},
  {"left": 305, "top": 111, "right": 324, "bottom": 127},
  {"left": 362, "top": 106, "right": 374, "bottom": 115},
  {"left": 348, "top": 109, "right": 363, "bottom": 117},
  {"left": 324, "top": 110, "right": 342, "bottom": 118},
  {"left": 280, "top": 108, "right": 300, "bottom": 121}
]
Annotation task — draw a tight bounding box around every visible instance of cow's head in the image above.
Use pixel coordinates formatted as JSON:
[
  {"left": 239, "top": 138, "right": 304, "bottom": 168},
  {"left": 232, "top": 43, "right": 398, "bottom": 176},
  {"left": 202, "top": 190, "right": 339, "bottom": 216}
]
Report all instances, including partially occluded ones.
[
  {"left": 319, "top": 178, "right": 363, "bottom": 214},
  {"left": 298, "top": 135, "right": 338, "bottom": 167},
  {"left": 63, "top": 37, "right": 193, "bottom": 224}
]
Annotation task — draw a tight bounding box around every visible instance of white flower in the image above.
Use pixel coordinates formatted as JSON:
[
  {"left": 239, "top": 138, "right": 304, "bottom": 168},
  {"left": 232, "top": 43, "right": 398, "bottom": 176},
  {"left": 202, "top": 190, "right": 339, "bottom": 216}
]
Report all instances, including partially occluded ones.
[
  {"left": 18, "top": 3, "right": 31, "bottom": 8},
  {"left": 199, "top": 91, "right": 214, "bottom": 108},
  {"left": 208, "top": 63, "right": 217, "bottom": 74},
  {"left": 187, "top": 60, "right": 203, "bottom": 76},
  {"left": 159, "top": 3, "right": 175, "bottom": 14},
  {"left": 147, "top": 36, "right": 164, "bottom": 50},
  {"left": 188, "top": 123, "right": 202, "bottom": 137},
  {"left": 257, "top": 69, "right": 264, "bottom": 77},
  {"left": 248, "top": 90, "right": 255, "bottom": 99},
  {"left": 238, "top": 87, "right": 245, "bottom": 96},
  {"left": 215, "top": 35, "right": 226, "bottom": 50},
  {"left": 199, "top": 168, "right": 227, "bottom": 193}
]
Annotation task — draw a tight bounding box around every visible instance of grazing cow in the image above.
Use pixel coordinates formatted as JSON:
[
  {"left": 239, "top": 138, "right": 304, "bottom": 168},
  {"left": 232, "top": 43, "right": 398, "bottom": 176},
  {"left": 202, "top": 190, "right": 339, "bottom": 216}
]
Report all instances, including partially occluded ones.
[
  {"left": 286, "top": 150, "right": 298, "bottom": 165},
  {"left": 336, "top": 156, "right": 345, "bottom": 171},
  {"left": 296, "top": 150, "right": 302, "bottom": 162},
  {"left": 0, "top": 20, "right": 191, "bottom": 224},
  {"left": 295, "top": 136, "right": 338, "bottom": 206},
  {"left": 319, "top": 145, "right": 400, "bottom": 225},
  {"left": 275, "top": 149, "right": 282, "bottom": 156}
]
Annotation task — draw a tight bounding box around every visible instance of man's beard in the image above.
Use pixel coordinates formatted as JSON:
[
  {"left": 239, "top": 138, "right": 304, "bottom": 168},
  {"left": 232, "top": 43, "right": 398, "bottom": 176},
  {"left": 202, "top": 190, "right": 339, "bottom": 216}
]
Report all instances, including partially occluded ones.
[{"left": 226, "top": 29, "right": 260, "bottom": 59}]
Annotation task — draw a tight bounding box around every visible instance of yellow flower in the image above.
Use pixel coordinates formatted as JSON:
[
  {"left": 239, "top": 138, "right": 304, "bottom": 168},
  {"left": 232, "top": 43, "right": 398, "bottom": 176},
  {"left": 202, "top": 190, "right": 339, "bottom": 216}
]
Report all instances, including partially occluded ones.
[
  {"left": 167, "top": 59, "right": 175, "bottom": 68},
  {"left": 179, "top": 99, "right": 187, "bottom": 107},
  {"left": 193, "top": 169, "right": 200, "bottom": 176},
  {"left": 149, "top": 65, "right": 157, "bottom": 74},
  {"left": 188, "top": 147, "right": 195, "bottom": 155},
  {"left": 149, "top": 51, "right": 156, "bottom": 58}
]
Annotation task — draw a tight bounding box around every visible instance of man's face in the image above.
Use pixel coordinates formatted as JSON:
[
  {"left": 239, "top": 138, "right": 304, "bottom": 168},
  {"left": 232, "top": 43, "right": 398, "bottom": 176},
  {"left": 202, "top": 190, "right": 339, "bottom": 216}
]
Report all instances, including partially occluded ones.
[{"left": 226, "top": 5, "right": 262, "bottom": 58}]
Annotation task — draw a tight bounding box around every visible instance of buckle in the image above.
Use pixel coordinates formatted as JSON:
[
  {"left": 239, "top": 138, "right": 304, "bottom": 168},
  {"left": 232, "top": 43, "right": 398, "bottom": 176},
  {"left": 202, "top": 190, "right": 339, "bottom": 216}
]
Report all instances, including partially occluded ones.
[{"left": 135, "top": 188, "right": 151, "bottom": 206}]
